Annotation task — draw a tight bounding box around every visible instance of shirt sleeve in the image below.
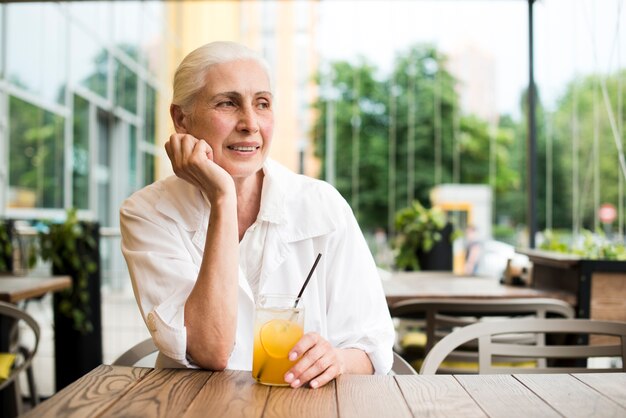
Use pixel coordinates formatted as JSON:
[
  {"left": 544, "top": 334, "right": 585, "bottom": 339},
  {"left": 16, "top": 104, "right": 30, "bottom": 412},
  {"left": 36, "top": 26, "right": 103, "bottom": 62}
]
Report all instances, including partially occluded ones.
[
  {"left": 323, "top": 194, "right": 395, "bottom": 375},
  {"left": 120, "top": 193, "right": 197, "bottom": 367}
]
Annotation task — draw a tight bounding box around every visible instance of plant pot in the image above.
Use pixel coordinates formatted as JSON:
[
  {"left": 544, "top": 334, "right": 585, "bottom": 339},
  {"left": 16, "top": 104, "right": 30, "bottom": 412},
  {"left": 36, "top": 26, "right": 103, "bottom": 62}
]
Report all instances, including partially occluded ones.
[
  {"left": 415, "top": 223, "right": 453, "bottom": 271},
  {"left": 52, "top": 222, "right": 103, "bottom": 390}
]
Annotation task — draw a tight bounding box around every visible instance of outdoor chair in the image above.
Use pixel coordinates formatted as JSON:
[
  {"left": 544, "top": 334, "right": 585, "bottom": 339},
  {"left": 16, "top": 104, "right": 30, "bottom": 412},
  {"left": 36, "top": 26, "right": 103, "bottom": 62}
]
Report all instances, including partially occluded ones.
[
  {"left": 113, "top": 337, "right": 158, "bottom": 367},
  {"left": 0, "top": 301, "right": 41, "bottom": 413},
  {"left": 420, "top": 318, "right": 626, "bottom": 374},
  {"left": 389, "top": 298, "right": 575, "bottom": 373},
  {"left": 391, "top": 351, "right": 418, "bottom": 375},
  {"left": 114, "top": 337, "right": 418, "bottom": 375}
]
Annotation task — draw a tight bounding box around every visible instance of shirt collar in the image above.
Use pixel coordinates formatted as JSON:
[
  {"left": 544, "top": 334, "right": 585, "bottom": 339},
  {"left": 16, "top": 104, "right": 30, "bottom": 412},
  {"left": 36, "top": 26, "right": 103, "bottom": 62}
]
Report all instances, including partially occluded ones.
[{"left": 257, "top": 159, "right": 287, "bottom": 225}]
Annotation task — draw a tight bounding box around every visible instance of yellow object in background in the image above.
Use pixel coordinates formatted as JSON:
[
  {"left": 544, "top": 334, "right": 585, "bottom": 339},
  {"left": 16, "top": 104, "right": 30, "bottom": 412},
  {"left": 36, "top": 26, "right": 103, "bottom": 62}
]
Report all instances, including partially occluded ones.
[{"left": 0, "top": 353, "right": 16, "bottom": 380}]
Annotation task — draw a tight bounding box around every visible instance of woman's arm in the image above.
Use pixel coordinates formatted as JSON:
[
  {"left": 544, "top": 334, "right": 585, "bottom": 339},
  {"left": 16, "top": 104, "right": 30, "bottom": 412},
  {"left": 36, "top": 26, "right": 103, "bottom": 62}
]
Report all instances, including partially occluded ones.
[
  {"left": 165, "top": 133, "right": 240, "bottom": 370},
  {"left": 184, "top": 194, "right": 239, "bottom": 369}
]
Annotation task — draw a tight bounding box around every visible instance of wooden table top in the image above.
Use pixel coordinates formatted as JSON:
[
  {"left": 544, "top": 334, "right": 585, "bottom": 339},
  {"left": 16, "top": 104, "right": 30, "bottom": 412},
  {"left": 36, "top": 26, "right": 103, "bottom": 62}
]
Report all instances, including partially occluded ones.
[
  {"left": 0, "top": 275, "right": 72, "bottom": 303},
  {"left": 383, "top": 271, "right": 577, "bottom": 306},
  {"left": 24, "top": 365, "right": 626, "bottom": 418}
]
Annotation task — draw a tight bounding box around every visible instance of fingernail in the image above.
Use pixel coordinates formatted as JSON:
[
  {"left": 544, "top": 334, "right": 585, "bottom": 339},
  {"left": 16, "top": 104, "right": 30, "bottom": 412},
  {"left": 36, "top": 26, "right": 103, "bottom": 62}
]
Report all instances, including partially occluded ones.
[
  {"left": 310, "top": 380, "right": 318, "bottom": 389},
  {"left": 289, "top": 352, "right": 297, "bottom": 361},
  {"left": 284, "top": 373, "right": 294, "bottom": 383},
  {"left": 291, "top": 379, "right": 300, "bottom": 388}
]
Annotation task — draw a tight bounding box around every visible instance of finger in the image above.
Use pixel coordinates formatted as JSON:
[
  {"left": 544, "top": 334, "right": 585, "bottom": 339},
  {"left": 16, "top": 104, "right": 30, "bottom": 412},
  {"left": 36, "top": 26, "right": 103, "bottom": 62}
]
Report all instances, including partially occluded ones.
[
  {"left": 180, "top": 134, "right": 198, "bottom": 162},
  {"left": 290, "top": 350, "right": 334, "bottom": 388},
  {"left": 308, "top": 364, "right": 340, "bottom": 389},
  {"left": 192, "top": 139, "right": 214, "bottom": 164},
  {"left": 166, "top": 134, "right": 184, "bottom": 169},
  {"left": 289, "top": 332, "right": 320, "bottom": 361}
]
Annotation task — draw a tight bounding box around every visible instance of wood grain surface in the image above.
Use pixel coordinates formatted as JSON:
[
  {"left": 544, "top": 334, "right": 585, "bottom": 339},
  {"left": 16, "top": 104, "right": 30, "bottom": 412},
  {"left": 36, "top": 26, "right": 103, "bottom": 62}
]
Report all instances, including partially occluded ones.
[{"left": 24, "top": 366, "right": 626, "bottom": 418}]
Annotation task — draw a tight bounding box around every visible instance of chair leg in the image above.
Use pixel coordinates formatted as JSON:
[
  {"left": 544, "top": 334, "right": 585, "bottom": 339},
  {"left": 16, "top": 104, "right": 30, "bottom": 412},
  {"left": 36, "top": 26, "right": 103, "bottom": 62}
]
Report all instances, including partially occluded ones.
[
  {"left": 18, "top": 346, "right": 39, "bottom": 406},
  {"left": 25, "top": 365, "right": 39, "bottom": 406}
]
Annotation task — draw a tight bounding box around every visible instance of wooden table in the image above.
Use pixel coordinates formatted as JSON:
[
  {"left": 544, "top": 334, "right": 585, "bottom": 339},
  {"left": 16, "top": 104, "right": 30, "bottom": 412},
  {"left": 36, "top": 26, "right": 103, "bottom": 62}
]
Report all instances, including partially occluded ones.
[
  {"left": 24, "top": 365, "right": 626, "bottom": 417},
  {"left": 383, "top": 271, "right": 576, "bottom": 306},
  {"left": 0, "top": 274, "right": 71, "bottom": 417},
  {"left": 0, "top": 275, "right": 72, "bottom": 303}
]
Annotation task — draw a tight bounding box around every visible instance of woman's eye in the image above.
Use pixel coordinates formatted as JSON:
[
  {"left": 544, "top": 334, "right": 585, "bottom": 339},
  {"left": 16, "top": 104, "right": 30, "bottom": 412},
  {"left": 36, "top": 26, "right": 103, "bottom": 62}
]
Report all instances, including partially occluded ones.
[
  {"left": 257, "top": 101, "right": 270, "bottom": 109},
  {"left": 218, "top": 101, "right": 235, "bottom": 108}
]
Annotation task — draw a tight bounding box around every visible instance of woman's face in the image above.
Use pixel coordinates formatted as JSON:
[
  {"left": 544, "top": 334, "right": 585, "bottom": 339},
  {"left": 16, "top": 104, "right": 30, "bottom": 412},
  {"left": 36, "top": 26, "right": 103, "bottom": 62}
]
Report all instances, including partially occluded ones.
[{"left": 185, "top": 59, "right": 274, "bottom": 180}]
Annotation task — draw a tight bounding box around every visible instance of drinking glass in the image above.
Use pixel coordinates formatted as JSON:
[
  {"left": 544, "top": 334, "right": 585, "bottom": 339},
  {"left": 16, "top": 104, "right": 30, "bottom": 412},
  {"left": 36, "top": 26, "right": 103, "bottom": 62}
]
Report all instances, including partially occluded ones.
[{"left": 252, "top": 294, "right": 304, "bottom": 386}]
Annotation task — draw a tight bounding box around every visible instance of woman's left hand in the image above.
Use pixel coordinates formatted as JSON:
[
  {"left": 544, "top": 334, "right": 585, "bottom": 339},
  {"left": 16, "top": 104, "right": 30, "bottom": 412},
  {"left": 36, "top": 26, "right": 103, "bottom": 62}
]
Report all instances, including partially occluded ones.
[{"left": 284, "top": 332, "right": 344, "bottom": 389}]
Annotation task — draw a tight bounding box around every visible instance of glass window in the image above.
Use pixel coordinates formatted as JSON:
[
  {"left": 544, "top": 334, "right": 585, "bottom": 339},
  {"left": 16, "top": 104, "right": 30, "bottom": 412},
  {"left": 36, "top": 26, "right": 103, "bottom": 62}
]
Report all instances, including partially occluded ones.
[
  {"left": 128, "top": 125, "right": 138, "bottom": 194},
  {"left": 96, "top": 111, "right": 111, "bottom": 226},
  {"left": 143, "top": 152, "right": 155, "bottom": 186},
  {"left": 6, "top": 3, "right": 67, "bottom": 105},
  {"left": 73, "top": 95, "right": 90, "bottom": 210},
  {"left": 143, "top": 3, "right": 166, "bottom": 77},
  {"left": 115, "top": 59, "right": 138, "bottom": 114},
  {"left": 145, "top": 85, "right": 157, "bottom": 144},
  {"left": 71, "top": 21, "right": 109, "bottom": 100},
  {"left": 8, "top": 96, "right": 65, "bottom": 209},
  {"left": 113, "top": 1, "right": 141, "bottom": 61},
  {"left": 67, "top": 1, "right": 111, "bottom": 42}
]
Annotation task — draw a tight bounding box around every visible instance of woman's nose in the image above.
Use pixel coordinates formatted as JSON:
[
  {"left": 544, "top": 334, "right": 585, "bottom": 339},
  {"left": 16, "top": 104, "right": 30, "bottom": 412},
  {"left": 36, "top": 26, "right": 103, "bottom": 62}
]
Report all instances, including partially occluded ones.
[{"left": 237, "top": 105, "right": 259, "bottom": 133}]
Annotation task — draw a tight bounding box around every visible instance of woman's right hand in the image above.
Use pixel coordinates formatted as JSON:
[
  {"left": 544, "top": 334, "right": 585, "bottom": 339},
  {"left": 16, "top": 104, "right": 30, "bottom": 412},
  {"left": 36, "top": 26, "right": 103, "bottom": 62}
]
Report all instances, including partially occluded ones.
[{"left": 165, "top": 133, "right": 235, "bottom": 203}]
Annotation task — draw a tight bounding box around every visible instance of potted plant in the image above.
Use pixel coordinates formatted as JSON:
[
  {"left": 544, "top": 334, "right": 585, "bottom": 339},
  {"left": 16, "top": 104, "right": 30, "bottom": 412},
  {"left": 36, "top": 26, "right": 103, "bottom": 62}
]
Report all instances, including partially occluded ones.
[
  {"left": 38, "top": 208, "right": 102, "bottom": 390},
  {"left": 392, "top": 201, "right": 456, "bottom": 271},
  {"left": 517, "top": 228, "right": 626, "bottom": 329},
  {"left": 0, "top": 220, "right": 14, "bottom": 274}
]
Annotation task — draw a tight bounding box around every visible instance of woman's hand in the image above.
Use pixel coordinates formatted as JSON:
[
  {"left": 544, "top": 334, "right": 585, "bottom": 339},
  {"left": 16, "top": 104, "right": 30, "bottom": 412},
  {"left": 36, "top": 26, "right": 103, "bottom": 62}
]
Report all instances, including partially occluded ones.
[
  {"left": 284, "top": 333, "right": 346, "bottom": 389},
  {"left": 165, "top": 133, "right": 235, "bottom": 203}
]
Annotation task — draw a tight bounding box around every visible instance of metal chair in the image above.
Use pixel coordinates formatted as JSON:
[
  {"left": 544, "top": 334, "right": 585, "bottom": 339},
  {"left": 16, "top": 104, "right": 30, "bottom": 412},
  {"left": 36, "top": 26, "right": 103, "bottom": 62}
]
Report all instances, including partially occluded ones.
[
  {"left": 0, "top": 301, "right": 40, "bottom": 412},
  {"left": 391, "top": 351, "right": 418, "bottom": 375},
  {"left": 113, "top": 338, "right": 158, "bottom": 367},
  {"left": 389, "top": 298, "right": 575, "bottom": 373},
  {"left": 114, "top": 338, "right": 417, "bottom": 376},
  {"left": 420, "top": 318, "right": 626, "bottom": 374}
]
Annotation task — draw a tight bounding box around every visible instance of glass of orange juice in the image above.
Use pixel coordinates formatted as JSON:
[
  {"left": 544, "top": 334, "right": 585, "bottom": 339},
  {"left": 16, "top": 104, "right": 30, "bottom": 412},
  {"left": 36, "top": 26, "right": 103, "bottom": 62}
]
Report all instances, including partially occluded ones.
[{"left": 252, "top": 294, "right": 304, "bottom": 386}]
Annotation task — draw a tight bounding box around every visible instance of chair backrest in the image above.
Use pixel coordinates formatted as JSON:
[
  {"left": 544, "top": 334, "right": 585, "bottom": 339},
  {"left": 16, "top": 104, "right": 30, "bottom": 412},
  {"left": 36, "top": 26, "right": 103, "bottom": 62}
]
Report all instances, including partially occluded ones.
[
  {"left": 112, "top": 338, "right": 158, "bottom": 367},
  {"left": 0, "top": 301, "right": 40, "bottom": 392},
  {"left": 420, "top": 318, "right": 626, "bottom": 375},
  {"left": 391, "top": 351, "right": 418, "bottom": 375},
  {"left": 390, "top": 298, "right": 575, "bottom": 372}
]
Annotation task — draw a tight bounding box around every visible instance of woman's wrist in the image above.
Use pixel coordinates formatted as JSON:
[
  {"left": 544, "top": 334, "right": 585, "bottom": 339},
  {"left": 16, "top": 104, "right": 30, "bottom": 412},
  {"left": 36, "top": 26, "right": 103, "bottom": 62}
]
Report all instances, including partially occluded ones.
[{"left": 338, "top": 348, "right": 374, "bottom": 375}]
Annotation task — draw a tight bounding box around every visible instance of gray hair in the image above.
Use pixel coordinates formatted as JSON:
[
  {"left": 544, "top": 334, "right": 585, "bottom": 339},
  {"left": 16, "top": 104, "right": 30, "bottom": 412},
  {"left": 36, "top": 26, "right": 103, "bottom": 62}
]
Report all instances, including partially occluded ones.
[{"left": 172, "top": 41, "right": 272, "bottom": 115}]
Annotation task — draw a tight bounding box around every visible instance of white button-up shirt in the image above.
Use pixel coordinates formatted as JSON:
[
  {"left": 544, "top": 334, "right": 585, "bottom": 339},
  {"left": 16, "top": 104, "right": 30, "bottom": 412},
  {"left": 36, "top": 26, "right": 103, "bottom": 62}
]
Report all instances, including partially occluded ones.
[{"left": 120, "top": 159, "right": 394, "bottom": 374}]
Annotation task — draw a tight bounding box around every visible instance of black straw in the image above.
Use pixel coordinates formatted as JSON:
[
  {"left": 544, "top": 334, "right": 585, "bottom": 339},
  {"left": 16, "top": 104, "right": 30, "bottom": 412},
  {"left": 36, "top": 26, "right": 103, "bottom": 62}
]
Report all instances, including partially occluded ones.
[{"left": 294, "top": 253, "right": 322, "bottom": 308}]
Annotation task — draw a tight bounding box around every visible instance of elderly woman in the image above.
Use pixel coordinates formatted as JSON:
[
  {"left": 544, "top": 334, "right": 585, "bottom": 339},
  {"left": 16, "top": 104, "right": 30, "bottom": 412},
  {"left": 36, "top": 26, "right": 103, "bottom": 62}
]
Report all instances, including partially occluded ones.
[{"left": 120, "top": 41, "right": 394, "bottom": 388}]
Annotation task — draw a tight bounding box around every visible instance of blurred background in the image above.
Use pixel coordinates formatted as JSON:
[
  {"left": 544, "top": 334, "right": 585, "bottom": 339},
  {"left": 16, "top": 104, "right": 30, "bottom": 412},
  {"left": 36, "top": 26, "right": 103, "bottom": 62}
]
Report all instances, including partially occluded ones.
[{"left": 0, "top": 0, "right": 624, "bottom": 397}]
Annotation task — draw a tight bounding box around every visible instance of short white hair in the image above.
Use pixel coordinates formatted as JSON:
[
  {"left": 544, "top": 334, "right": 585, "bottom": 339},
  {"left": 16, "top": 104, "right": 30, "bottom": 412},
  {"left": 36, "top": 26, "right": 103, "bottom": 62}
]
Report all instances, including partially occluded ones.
[{"left": 172, "top": 41, "right": 271, "bottom": 114}]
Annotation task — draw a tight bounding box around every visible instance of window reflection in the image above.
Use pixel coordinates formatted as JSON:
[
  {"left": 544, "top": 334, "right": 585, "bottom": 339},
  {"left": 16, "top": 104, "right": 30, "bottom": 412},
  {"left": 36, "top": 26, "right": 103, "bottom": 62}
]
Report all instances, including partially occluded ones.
[
  {"left": 145, "top": 85, "right": 157, "bottom": 144},
  {"left": 114, "top": 1, "right": 141, "bottom": 58},
  {"left": 115, "top": 58, "right": 138, "bottom": 114},
  {"left": 129, "top": 125, "right": 138, "bottom": 194},
  {"left": 144, "top": 153, "right": 155, "bottom": 186},
  {"left": 67, "top": 1, "right": 111, "bottom": 41},
  {"left": 6, "top": 3, "right": 67, "bottom": 105},
  {"left": 96, "top": 111, "right": 112, "bottom": 226},
  {"left": 73, "top": 95, "right": 90, "bottom": 210},
  {"left": 71, "top": 21, "right": 109, "bottom": 100},
  {"left": 8, "top": 96, "right": 65, "bottom": 209}
]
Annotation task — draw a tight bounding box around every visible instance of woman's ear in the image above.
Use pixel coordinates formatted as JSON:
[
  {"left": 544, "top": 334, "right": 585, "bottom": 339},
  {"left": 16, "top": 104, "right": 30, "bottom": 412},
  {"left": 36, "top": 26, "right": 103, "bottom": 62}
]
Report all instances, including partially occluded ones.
[{"left": 170, "top": 104, "right": 189, "bottom": 133}]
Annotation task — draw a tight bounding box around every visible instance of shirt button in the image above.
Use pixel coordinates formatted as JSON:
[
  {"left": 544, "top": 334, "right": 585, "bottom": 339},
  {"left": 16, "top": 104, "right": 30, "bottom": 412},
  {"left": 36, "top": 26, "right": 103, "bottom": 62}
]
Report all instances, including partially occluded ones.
[{"left": 147, "top": 313, "right": 157, "bottom": 331}]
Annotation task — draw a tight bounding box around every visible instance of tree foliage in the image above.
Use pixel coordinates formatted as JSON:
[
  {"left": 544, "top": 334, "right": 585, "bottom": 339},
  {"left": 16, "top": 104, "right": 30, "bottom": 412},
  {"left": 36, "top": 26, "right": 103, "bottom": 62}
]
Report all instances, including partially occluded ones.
[{"left": 312, "top": 44, "right": 519, "bottom": 233}]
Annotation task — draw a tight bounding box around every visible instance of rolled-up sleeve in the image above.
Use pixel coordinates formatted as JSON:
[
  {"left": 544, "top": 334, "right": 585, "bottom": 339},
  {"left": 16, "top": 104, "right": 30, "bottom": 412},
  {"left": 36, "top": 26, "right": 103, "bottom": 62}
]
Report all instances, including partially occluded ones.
[
  {"left": 324, "top": 195, "right": 395, "bottom": 375},
  {"left": 120, "top": 193, "right": 198, "bottom": 367}
]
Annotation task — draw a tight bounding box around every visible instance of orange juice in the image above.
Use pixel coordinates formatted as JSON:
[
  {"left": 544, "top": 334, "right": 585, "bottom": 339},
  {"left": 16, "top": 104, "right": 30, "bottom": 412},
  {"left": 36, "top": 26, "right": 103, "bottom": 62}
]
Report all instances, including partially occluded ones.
[{"left": 252, "top": 295, "right": 304, "bottom": 386}]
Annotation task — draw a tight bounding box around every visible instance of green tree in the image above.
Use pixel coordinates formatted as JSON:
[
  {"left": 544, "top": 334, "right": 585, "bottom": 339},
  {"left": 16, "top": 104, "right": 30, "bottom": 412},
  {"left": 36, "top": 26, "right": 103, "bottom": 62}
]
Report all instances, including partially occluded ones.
[
  {"left": 551, "top": 71, "right": 626, "bottom": 230},
  {"left": 312, "top": 44, "right": 520, "bottom": 233}
]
